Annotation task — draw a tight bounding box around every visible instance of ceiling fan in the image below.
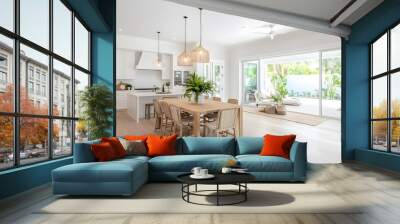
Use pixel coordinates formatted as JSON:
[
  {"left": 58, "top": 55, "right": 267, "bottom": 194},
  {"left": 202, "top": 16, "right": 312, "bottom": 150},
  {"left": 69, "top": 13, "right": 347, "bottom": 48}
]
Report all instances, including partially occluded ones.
[{"left": 250, "top": 24, "right": 275, "bottom": 40}]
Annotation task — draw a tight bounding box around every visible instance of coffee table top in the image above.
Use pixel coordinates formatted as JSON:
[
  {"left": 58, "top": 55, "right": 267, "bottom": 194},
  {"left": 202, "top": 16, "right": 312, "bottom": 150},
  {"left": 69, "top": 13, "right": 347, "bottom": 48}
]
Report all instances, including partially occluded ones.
[{"left": 177, "top": 173, "right": 255, "bottom": 185}]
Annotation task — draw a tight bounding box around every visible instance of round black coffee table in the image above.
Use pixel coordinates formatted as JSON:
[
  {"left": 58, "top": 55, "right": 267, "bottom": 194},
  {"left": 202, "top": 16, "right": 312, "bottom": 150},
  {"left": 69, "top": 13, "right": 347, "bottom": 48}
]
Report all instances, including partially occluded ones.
[{"left": 177, "top": 173, "right": 255, "bottom": 206}]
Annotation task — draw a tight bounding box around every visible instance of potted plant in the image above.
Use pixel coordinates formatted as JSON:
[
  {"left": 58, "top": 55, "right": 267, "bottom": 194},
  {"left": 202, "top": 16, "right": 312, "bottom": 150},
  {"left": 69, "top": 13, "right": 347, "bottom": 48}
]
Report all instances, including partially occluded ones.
[
  {"left": 184, "top": 73, "right": 215, "bottom": 104},
  {"left": 272, "top": 93, "right": 287, "bottom": 115},
  {"left": 79, "top": 84, "right": 113, "bottom": 140}
]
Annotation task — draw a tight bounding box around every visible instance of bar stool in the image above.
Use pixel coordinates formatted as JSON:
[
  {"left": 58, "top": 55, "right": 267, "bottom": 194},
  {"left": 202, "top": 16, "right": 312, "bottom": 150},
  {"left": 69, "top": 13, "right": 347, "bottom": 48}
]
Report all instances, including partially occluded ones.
[{"left": 145, "top": 103, "right": 154, "bottom": 119}]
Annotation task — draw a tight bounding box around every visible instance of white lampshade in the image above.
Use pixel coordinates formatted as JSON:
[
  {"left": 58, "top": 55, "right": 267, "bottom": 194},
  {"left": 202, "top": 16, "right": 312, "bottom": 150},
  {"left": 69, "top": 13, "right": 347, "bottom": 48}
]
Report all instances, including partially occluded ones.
[
  {"left": 191, "top": 45, "right": 210, "bottom": 63},
  {"left": 178, "top": 51, "right": 193, "bottom": 66}
]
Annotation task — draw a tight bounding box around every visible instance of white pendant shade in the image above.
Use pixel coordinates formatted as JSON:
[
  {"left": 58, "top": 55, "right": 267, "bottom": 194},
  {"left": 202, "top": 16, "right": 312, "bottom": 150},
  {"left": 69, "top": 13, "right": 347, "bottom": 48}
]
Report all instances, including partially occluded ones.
[
  {"left": 191, "top": 8, "right": 210, "bottom": 63},
  {"left": 191, "top": 45, "right": 210, "bottom": 63}
]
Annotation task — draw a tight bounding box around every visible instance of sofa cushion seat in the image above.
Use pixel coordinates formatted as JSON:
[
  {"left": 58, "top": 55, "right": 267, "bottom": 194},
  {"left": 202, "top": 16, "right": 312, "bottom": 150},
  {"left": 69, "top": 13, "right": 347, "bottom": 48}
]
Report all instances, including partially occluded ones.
[
  {"left": 53, "top": 159, "right": 147, "bottom": 183},
  {"left": 149, "top": 154, "right": 235, "bottom": 172},
  {"left": 236, "top": 155, "right": 293, "bottom": 172}
]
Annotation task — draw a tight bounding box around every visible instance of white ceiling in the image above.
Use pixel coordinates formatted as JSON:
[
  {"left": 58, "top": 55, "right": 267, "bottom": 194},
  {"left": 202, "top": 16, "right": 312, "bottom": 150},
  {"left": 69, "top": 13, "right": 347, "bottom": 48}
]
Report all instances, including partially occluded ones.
[
  {"left": 117, "top": 0, "right": 295, "bottom": 46},
  {"left": 224, "top": 0, "right": 382, "bottom": 25},
  {"left": 226, "top": 0, "right": 351, "bottom": 23}
]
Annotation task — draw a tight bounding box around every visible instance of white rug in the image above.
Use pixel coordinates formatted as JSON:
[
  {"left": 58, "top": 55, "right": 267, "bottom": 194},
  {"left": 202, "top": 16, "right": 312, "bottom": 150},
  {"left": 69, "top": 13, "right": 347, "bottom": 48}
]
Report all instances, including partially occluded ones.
[{"left": 38, "top": 183, "right": 362, "bottom": 214}]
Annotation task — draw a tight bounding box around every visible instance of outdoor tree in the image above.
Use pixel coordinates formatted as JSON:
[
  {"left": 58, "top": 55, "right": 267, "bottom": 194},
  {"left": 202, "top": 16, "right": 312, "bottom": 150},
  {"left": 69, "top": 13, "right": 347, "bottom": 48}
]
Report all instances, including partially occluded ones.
[{"left": 0, "top": 85, "right": 59, "bottom": 153}]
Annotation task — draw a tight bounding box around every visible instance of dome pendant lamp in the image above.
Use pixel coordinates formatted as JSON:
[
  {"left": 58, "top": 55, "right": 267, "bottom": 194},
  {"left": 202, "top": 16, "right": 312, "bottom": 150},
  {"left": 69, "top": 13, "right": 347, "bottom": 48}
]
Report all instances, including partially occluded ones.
[
  {"left": 156, "top": 31, "right": 162, "bottom": 67},
  {"left": 191, "top": 8, "right": 210, "bottom": 63},
  {"left": 178, "top": 16, "right": 193, "bottom": 66}
]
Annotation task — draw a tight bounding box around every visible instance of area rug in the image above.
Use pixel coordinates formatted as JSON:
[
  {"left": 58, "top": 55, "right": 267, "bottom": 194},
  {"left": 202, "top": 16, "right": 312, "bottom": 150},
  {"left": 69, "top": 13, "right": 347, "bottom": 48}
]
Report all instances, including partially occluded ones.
[
  {"left": 37, "top": 183, "right": 361, "bottom": 214},
  {"left": 243, "top": 106, "right": 326, "bottom": 126}
]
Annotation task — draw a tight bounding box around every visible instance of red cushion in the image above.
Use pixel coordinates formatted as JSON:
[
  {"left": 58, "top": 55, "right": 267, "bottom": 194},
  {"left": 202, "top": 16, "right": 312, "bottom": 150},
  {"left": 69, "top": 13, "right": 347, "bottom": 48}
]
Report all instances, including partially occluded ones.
[
  {"left": 260, "top": 134, "right": 296, "bottom": 159},
  {"left": 124, "top": 135, "right": 148, "bottom": 142},
  {"left": 146, "top": 135, "right": 177, "bottom": 157},
  {"left": 101, "top": 137, "right": 127, "bottom": 158},
  {"left": 91, "top": 142, "right": 117, "bottom": 161}
]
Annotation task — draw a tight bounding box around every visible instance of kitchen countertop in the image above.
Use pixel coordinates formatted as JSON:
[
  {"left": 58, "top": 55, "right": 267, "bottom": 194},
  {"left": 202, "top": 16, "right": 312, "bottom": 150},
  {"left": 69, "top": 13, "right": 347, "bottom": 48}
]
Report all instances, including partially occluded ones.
[{"left": 129, "top": 91, "right": 184, "bottom": 97}]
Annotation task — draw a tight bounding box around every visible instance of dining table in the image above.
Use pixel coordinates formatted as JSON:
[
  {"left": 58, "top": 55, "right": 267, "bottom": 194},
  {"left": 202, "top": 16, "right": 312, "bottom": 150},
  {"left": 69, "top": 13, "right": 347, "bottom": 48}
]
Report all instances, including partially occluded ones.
[{"left": 161, "top": 98, "right": 243, "bottom": 137}]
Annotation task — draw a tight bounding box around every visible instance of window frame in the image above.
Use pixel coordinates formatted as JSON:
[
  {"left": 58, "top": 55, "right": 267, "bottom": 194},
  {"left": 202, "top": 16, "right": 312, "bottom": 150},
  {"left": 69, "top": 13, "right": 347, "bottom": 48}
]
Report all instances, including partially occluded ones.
[
  {"left": 0, "top": 0, "right": 92, "bottom": 171},
  {"left": 369, "top": 21, "right": 400, "bottom": 154}
]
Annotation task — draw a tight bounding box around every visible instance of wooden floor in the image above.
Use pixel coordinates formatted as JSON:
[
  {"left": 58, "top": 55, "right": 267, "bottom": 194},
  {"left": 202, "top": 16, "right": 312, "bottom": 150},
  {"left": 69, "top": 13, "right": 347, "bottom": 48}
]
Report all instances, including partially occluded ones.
[
  {"left": 1, "top": 163, "right": 400, "bottom": 224},
  {"left": 117, "top": 110, "right": 341, "bottom": 163}
]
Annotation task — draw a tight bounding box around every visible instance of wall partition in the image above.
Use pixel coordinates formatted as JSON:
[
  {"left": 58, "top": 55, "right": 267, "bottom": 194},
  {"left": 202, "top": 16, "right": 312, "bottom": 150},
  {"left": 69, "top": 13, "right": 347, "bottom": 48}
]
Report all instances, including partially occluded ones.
[
  {"left": 0, "top": 0, "right": 91, "bottom": 171},
  {"left": 242, "top": 49, "right": 341, "bottom": 118}
]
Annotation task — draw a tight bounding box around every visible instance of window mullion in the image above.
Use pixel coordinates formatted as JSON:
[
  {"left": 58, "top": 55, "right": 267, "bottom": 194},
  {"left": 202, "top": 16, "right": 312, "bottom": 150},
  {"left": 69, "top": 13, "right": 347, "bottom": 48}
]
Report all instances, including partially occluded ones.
[
  {"left": 388, "top": 30, "right": 391, "bottom": 153},
  {"left": 13, "top": 0, "right": 21, "bottom": 167}
]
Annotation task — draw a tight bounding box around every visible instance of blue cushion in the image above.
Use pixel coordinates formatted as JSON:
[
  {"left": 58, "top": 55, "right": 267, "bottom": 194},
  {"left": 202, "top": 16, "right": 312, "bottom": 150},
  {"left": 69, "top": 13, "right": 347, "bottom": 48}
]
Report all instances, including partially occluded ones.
[
  {"left": 179, "top": 137, "right": 236, "bottom": 155},
  {"left": 236, "top": 137, "right": 263, "bottom": 155},
  {"left": 236, "top": 155, "right": 293, "bottom": 172},
  {"left": 73, "top": 140, "right": 100, "bottom": 163},
  {"left": 149, "top": 154, "right": 235, "bottom": 172}
]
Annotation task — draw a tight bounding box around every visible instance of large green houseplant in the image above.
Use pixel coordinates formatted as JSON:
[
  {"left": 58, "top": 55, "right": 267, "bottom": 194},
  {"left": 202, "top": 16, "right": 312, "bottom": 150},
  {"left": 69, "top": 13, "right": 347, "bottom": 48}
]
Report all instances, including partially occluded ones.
[
  {"left": 184, "top": 73, "right": 215, "bottom": 103},
  {"left": 79, "top": 84, "right": 113, "bottom": 140}
]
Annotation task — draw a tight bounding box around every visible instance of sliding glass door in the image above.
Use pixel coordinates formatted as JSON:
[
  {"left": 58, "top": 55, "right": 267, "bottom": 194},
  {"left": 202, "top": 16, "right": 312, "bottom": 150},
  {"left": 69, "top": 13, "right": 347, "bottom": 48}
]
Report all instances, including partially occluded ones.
[
  {"left": 242, "top": 60, "right": 259, "bottom": 104},
  {"left": 242, "top": 50, "right": 341, "bottom": 119}
]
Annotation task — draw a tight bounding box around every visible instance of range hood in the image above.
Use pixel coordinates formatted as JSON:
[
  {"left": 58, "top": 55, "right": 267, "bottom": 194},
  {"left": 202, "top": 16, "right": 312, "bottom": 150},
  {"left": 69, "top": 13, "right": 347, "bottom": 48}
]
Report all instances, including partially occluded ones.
[{"left": 135, "top": 51, "right": 162, "bottom": 70}]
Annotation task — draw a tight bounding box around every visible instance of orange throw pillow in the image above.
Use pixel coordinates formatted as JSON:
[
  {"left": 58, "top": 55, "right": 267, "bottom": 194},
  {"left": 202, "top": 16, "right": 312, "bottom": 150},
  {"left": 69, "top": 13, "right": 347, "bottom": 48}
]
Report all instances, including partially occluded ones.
[
  {"left": 146, "top": 135, "right": 177, "bottom": 157},
  {"left": 260, "top": 134, "right": 296, "bottom": 159},
  {"left": 101, "top": 137, "right": 127, "bottom": 158},
  {"left": 124, "top": 135, "right": 148, "bottom": 142},
  {"left": 91, "top": 142, "right": 117, "bottom": 161}
]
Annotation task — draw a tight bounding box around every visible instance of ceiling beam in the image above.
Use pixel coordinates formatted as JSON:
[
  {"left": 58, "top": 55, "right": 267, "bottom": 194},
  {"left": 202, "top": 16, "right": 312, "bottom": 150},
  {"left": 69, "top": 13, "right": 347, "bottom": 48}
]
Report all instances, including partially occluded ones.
[
  {"left": 164, "top": 0, "right": 351, "bottom": 38},
  {"left": 330, "top": 0, "right": 368, "bottom": 27}
]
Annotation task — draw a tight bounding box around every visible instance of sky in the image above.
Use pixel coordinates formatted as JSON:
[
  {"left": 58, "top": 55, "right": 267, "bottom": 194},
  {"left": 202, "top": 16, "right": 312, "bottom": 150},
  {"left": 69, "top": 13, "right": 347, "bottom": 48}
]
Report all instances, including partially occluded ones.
[{"left": 0, "top": 0, "right": 89, "bottom": 72}]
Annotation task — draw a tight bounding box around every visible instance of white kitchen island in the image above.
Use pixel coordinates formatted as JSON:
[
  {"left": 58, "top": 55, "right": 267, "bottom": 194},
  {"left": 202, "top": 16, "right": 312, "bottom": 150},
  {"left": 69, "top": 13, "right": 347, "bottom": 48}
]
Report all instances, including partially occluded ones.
[{"left": 127, "top": 91, "right": 184, "bottom": 123}]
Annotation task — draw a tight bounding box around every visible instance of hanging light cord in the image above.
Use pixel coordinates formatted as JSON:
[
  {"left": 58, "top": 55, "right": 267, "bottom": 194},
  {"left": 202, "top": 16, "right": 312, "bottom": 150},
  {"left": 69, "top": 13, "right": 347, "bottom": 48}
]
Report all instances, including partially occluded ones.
[
  {"left": 184, "top": 16, "right": 187, "bottom": 54},
  {"left": 157, "top": 31, "right": 160, "bottom": 60},
  {"left": 199, "top": 8, "right": 203, "bottom": 46}
]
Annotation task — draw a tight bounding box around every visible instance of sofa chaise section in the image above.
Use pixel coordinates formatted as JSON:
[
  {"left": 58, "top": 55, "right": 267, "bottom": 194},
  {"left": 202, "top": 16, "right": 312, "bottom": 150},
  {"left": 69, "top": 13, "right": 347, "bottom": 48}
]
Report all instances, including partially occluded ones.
[{"left": 52, "top": 142, "right": 149, "bottom": 196}]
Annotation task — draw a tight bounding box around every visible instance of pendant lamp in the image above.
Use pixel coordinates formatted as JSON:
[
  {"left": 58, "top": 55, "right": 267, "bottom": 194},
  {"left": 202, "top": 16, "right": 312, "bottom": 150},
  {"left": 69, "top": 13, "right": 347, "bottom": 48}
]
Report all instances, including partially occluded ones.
[
  {"left": 178, "top": 16, "right": 193, "bottom": 66},
  {"left": 191, "top": 8, "right": 210, "bottom": 63}
]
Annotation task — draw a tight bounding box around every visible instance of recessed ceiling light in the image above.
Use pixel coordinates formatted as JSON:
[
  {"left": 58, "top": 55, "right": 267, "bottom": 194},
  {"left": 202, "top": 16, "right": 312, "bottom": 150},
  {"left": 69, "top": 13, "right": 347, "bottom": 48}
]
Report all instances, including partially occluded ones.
[{"left": 118, "top": 28, "right": 123, "bottom": 32}]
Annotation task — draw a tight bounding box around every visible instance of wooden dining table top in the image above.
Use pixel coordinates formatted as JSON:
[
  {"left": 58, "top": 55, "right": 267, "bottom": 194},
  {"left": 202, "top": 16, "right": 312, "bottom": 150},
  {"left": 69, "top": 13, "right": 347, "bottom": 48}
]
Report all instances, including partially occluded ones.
[{"left": 161, "top": 98, "right": 241, "bottom": 114}]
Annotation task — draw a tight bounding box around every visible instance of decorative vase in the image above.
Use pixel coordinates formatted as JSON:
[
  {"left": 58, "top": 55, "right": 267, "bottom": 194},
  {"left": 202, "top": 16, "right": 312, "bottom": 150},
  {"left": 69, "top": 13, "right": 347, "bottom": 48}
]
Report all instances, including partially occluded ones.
[{"left": 193, "top": 93, "right": 204, "bottom": 104}]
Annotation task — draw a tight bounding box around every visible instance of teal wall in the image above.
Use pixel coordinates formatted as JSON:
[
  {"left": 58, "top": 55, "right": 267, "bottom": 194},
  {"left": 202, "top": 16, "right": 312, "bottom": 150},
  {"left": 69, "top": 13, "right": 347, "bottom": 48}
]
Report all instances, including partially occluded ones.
[
  {"left": 0, "top": 0, "right": 116, "bottom": 200},
  {"left": 343, "top": 0, "right": 400, "bottom": 171}
]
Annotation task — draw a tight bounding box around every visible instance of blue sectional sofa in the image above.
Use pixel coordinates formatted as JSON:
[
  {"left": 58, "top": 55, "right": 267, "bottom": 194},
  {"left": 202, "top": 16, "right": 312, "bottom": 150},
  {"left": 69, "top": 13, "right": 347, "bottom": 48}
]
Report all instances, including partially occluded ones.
[{"left": 52, "top": 137, "right": 307, "bottom": 196}]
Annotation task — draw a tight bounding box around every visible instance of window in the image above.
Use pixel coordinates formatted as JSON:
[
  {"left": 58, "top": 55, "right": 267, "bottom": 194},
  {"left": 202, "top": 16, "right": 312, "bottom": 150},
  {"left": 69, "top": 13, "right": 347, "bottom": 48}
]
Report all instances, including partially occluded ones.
[
  {"left": 28, "top": 82, "right": 34, "bottom": 94},
  {"left": 0, "top": 35, "right": 14, "bottom": 112},
  {"left": 75, "top": 18, "right": 89, "bottom": 70},
  {"left": 53, "top": 0, "right": 72, "bottom": 60},
  {"left": 246, "top": 50, "right": 342, "bottom": 118},
  {"left": 0, "top": 1, "right": 91, "bottom": 170},
  {"left": 0, "top": 0, "right": 14, "bottom": 31},
  {"left": 20, "top": 0, "right": 49, "bottom": 49},
  {"left": 53, "top": 59, "right": 72, "bottom": 117},
  {"left": 370, "top": 23, "right": 400, "bottom": 153}
]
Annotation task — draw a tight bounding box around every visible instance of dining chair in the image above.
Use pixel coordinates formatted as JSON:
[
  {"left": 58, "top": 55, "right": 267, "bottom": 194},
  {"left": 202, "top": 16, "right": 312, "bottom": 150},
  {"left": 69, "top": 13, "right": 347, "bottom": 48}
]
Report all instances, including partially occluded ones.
[
  {"left": 159, "top": 101, "right": 174, "bottom": 135},
  {"left": 212, "top": 96, "right": 221, "bottom": 102},
  {"left": 169, "top": 105, "right": 193, "bottom": 137},
  {"left": 204, "top": 96, "right": 221, "bottom": 124},
  {"left": 227, "top": 98, "right": 239, "bottom": 105},
  {"left": 205, "top": 108, "right": 237, "bottom": 137},
  {"left": 153, "top": 99, "right": 163, "bottom": 131}
]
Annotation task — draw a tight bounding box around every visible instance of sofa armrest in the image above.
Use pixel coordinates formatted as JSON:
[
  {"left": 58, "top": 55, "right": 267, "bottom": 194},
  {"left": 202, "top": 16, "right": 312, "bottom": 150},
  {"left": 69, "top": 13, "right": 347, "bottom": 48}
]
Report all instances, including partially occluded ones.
[
  {"left": 73, "top": 141, "right": 99, "bottom": 163},
  {"left": 289, "top": 141, "right": 307, "bottom": 181}
]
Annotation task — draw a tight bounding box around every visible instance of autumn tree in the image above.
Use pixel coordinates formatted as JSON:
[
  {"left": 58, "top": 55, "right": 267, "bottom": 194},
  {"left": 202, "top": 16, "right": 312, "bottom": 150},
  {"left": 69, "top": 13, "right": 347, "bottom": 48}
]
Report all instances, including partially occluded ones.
[{"left": 0, "top": 85, "right": 59, "bottom": 153}]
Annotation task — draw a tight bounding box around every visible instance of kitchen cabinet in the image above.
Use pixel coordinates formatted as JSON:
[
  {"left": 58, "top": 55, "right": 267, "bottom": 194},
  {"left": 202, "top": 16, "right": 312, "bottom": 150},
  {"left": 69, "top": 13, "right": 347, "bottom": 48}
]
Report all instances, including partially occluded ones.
[
  {"left": 117, "top": 49, "right": 135, "bottom": 79},
  {"left": 116, "top": 90, "right": 129, "bottom": 110}
]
